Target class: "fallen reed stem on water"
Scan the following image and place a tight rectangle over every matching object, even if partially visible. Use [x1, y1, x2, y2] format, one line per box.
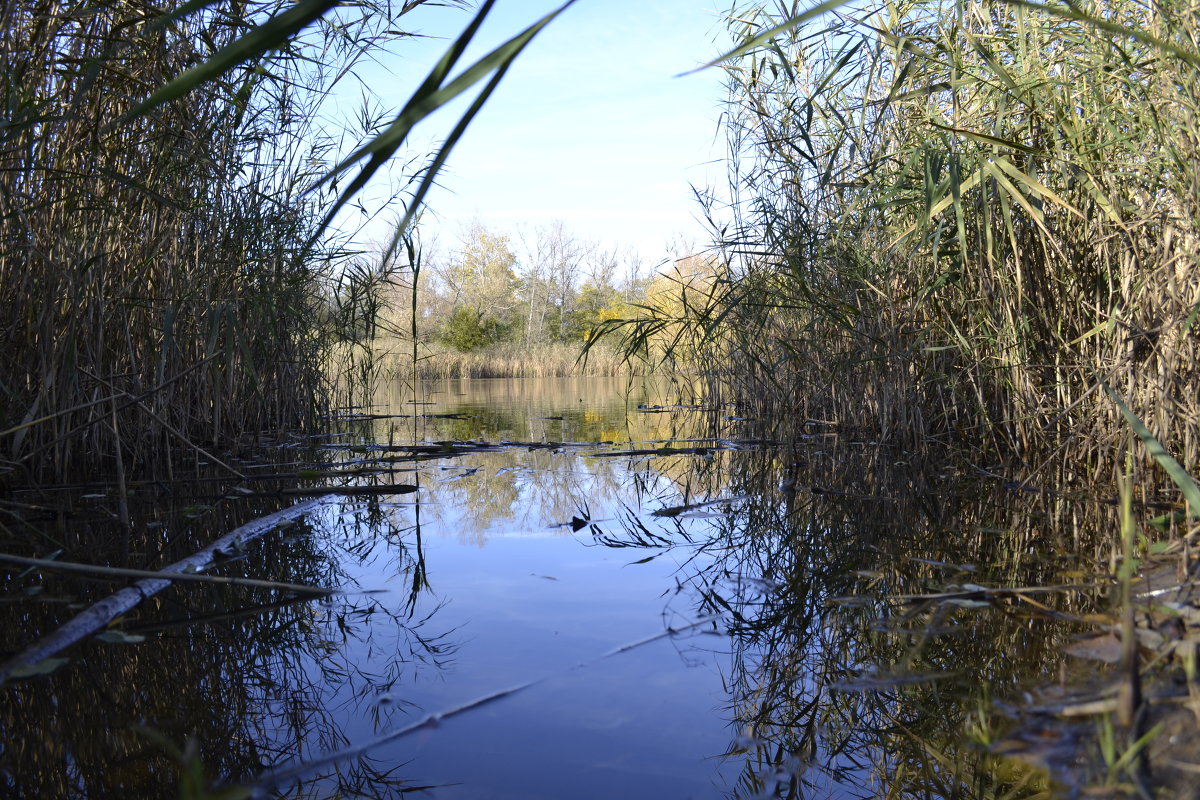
[0, 497, 328, 684]
[0, 553, 335, 597]
[246, 614, 722, 796]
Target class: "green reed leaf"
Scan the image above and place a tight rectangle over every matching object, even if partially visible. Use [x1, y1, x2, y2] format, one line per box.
[1104, 382, 1200, 511]
[314, 0, 577, 235]
[698, 0, 850, 71]
[1011, 1, 1200, 68]
[124, 0, 341, 121]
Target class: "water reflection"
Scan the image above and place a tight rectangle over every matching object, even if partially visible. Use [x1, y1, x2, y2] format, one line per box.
[370, 375, 725, 447]
[591, 437, 1113, 798]
[0, 497, 459, 798]
[2, 377, 1123, 798]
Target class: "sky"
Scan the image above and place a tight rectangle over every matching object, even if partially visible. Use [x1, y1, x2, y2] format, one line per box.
[336, 0, 735, 266]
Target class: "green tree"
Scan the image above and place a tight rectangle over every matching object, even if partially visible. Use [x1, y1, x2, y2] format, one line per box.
[442, 305, 505, 351]
[443, 224, 518, 308]
[435, 222, 520, 346]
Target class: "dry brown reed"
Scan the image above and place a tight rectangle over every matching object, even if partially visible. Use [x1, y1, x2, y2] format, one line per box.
[603, 0, 1200, 493]
[380, 340, 636, 380]
[0, 1, 425, 483]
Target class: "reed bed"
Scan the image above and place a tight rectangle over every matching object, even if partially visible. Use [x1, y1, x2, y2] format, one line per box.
[605, 0, 1200, 489]
[0, 0, 432, 484]
[381, 341, 637, 380]
[608, 3, 1200, 788]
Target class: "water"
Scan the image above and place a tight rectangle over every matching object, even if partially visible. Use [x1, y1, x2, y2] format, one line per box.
[306, 377, 750, 797]
[1, 376, 1122, 798]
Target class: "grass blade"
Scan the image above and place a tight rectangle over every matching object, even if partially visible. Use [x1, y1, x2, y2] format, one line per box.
[697, 0, 850, 71]
[315, 1, 577, 233]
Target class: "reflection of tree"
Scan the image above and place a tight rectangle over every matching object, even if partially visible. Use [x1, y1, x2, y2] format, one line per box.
[371, 375, 739, 446]
[5, 377, 1112, 798]
[408, 449, 640, 546]
[361, 377, 769, 547]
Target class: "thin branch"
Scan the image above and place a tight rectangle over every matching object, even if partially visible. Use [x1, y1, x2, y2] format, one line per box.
[0, 552, 335, 596]
[0, 498, 329, 684]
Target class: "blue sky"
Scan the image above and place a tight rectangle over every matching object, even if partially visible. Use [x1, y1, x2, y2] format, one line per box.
[340, 0, 734, 262]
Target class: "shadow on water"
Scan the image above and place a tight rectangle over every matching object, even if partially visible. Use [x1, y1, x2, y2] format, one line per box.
[0, 376, 1175, 797]
[1, 482, 457, 798]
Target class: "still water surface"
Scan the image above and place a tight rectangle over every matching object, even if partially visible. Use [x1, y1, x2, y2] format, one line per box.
[313, 377, 760, 798]
[2, 376, 1111, 798]
[300, 381, 744, 797]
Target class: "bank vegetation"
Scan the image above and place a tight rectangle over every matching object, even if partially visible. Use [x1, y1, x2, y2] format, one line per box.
[371, 220, 656, 379]
[0, 0, 448, 484]
[599, 0, 1200, 495]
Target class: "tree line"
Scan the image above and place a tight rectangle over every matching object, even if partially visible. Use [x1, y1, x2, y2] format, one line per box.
[386, 221, 656, 353]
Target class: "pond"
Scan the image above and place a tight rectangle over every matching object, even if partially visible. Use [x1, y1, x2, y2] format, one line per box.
[1, 376, 1146, 798]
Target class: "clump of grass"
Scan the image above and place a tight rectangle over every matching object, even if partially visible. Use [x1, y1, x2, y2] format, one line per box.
[606, 0, 1200, 487]
[0, 1, 430, 483]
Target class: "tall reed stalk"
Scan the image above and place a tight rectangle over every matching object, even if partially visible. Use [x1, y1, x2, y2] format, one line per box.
[0, 0, 430, 483]
[607, 0, 1200, 487]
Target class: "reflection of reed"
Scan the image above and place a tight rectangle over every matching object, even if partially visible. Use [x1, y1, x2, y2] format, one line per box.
[598, 440, 1118, 798]
[0, 485, 456, 799]
[369, 375, 740, 447]
[4, 376, 1135, 797]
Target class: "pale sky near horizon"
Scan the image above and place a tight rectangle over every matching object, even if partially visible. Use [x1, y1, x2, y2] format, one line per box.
[339, 0, 734, 267]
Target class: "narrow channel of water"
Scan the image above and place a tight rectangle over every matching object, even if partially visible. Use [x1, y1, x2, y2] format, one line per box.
[2, 376, 1124, 798]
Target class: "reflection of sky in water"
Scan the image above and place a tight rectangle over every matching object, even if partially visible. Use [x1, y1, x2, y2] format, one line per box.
[408, 451, 686, 547]
[327, 532, 735, 798]
[278, 377, 746, 797]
